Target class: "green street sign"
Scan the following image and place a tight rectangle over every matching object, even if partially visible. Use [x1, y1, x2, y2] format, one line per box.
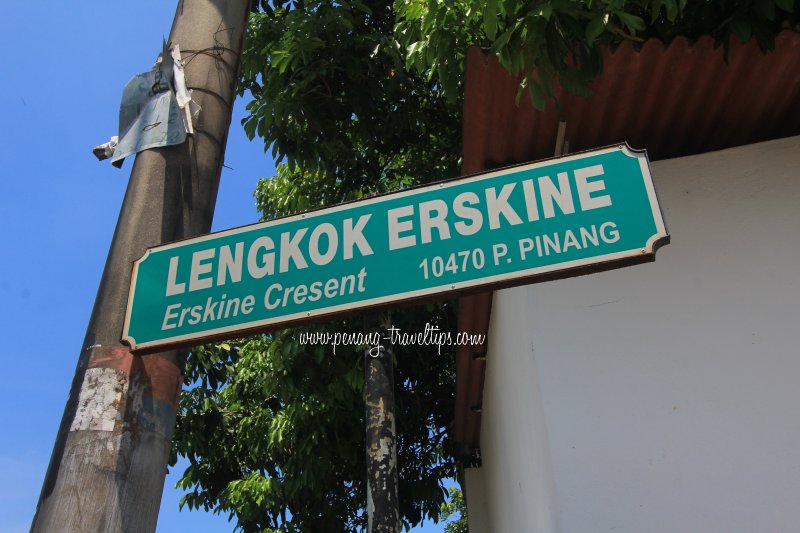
[123, 144, 669, 351]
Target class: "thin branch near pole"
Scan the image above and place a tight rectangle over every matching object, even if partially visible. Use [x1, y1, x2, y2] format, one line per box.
[364, 311, 400, 532]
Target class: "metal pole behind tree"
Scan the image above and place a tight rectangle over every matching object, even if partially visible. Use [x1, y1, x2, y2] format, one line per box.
[31, 1, 249, 531]
[365, 312, 400, 532]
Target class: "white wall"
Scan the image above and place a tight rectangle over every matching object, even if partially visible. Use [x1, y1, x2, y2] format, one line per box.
[468, 136, 800, 532]
[463, 467, 491, 533]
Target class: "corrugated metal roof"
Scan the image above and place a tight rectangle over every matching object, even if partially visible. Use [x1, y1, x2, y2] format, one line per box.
[454, 30, 800, 455]
[453, 291, 491, 457]
[462, 30, 800, 172]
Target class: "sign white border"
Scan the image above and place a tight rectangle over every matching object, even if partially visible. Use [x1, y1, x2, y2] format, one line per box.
[123, 144, 669, 352]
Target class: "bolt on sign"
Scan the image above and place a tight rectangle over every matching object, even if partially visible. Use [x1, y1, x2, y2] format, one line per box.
[123, 144, 669, 351]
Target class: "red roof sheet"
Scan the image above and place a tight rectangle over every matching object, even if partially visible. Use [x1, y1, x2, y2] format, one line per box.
[454, 30, 800, 456]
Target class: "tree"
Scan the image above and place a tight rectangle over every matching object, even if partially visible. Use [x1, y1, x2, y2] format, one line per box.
[439, 487, 468, 533]
[172, 0, 464, 530]
[241, 0, 463, 198]
[174, 307, 458, 531]
[394, 0, 800, 108]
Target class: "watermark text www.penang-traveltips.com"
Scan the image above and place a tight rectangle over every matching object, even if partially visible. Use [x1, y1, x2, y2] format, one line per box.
[298, 323, 485, 356]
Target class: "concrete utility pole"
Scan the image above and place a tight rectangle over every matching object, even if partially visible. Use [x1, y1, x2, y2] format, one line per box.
[31, 1, 249, 531]
[364, 312, 400, 532]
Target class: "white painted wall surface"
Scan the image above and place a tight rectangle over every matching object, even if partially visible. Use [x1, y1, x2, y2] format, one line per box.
[468, 136, 800, 533]
[463, 467, 491, 533]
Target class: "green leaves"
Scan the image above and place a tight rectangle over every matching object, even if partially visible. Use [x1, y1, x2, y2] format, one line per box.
[440, 487, 468, 533]
[586, 14, 607, 41]
[755, 0, 777, 19]
[175, 309, 460, 531]
[241, 0, 462, 198]
[397, 0, 614, 106]
[615, 11, 645, 33]
[395, 0, 799, 109]
[730, 16, 753, 43]
[483, 0, 498, 40]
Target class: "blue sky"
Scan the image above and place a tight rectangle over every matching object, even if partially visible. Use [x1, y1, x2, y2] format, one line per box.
[0, 2, 449, 531]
